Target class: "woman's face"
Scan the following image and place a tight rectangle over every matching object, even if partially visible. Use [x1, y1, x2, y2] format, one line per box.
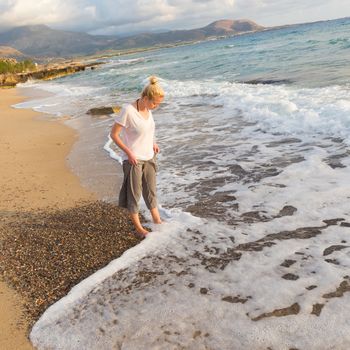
[145, 96, 164, 110]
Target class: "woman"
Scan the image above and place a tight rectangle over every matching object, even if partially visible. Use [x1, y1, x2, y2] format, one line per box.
[110, 76, 164, 236]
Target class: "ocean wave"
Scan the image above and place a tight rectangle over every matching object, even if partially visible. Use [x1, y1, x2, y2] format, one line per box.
[107, 56, 150, 66]
[242, 78, 294, 85]
[162, 79, 350, 144]
[329, 37, 349, 45]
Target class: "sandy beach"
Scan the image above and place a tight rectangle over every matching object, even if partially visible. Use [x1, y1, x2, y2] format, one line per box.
[0, 88, 142, 349]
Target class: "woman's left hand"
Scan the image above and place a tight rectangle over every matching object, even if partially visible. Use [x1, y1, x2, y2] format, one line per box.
[153, 143, 160, 154]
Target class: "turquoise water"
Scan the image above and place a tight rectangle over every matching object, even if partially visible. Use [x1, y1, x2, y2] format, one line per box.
[22, 17, 350, 102]
[99, 17, 350, 89]
[18, 17, 350, 350]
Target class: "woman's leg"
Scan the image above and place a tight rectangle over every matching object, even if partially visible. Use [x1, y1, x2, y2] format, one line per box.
[150, 207, 162, 224]
[120, 161, 149, 235]
[142, 160, 162, 224]
[129, 212, 149, 235]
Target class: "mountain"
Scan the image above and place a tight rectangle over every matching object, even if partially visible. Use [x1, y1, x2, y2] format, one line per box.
[114, 19, 264, 48]
[0, 20, 265, 58]
[202, 19, 264, 35]
[0, 25, 115, 57]
[0, 45, 25, 58]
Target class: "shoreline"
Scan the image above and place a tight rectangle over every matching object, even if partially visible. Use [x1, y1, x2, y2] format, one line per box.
[0, 60, 104, 88]
[15, 82, 125, 204]
[0, 88, 142, 348]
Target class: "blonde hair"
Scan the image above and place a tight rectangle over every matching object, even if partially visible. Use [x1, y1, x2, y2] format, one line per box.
[141, 76, 164, 100]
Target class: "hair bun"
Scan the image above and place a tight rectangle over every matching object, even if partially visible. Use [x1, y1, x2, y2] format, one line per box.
[149, 76, 158, 85]
[141, 75, 164, 99]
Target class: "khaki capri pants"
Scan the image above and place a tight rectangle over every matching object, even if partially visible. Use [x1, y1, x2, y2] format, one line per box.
[119, 156, 158, 213]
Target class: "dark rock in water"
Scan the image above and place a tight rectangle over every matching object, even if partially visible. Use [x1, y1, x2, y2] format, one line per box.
[87, 106, 121, 115]
[330, 137, 344, 143]
[306, 285, 317, 290]
[323, 218, 344, 226]
[326, 160, 346, 169]
[251, 302, 300, 321]
[323, 245, 348, 256]
[250, 166, 281, 182]
[234, 223, 332, 255]
[280, 259, 297, 268]
[265, 138, 302, 147]
[322, 278, 350, 299]
[186, 190, 237, 219]
[234, 223, 333, 255]
[324, 152, 348, 169]
[191, 247, 242, 272]
[221, 295, 249, 304]
[200, 287, 208, 294]
[269, 155, 305, 168]
[236, 240, 275, 252]
[243, 78, 294, 85]
[265, 226, 323, 241]
[311, 303, 324, 316]
[325, 258, 340, 265]
[241, 210, 268, 222]
[228, 164, 247, 177]
[282, 273, 299, 280]
[277, 205, 297, 217]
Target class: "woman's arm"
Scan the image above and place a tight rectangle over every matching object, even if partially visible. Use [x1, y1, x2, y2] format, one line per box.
[110, 123, 138, 165]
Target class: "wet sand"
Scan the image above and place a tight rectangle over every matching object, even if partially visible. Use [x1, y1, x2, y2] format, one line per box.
[0, 88, 141, 349]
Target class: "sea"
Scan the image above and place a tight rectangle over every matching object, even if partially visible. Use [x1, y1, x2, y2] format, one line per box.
[15, 17, 350, 349]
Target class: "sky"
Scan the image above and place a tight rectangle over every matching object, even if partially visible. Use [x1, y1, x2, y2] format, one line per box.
[0, 0, 349, 35]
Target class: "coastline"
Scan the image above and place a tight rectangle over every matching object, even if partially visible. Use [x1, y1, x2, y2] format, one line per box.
[0, 60, 103, 88]
[0, 88, 142, 348]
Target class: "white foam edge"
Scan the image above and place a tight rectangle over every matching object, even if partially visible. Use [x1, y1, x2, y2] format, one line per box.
[30, 208, 202, 333]
[103, 135, 123, 164]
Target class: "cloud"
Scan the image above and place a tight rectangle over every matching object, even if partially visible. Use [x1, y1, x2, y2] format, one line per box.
[0, 0, 348, 35]
[85, 0, 237, 34]
[0, 0, 79, 28]
[0, 0, 238, 34]
[232, 0, 350, 26]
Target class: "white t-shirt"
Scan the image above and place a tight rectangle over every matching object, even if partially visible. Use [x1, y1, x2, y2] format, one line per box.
[114, 104, 155, 161]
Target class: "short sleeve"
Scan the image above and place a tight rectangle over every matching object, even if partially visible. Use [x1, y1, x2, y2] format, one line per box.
[114, 106, 129, 128]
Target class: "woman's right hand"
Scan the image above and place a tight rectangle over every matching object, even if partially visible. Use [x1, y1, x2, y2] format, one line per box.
[127, 151, 138, 165]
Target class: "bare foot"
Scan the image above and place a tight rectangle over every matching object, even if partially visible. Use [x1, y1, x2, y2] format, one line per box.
[137, 227, 149, 235]
[130, 212, 150, 237]
[150, 207, 162, 224]
[133, 227, 149, 238]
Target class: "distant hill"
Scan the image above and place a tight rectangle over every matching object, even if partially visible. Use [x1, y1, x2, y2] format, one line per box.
[0, 45, 25, 58]
[0, 25, 115, 57]
[202, 19, 264, 35]
[0, 20, 265, 58]
[113, 19, 265, 49]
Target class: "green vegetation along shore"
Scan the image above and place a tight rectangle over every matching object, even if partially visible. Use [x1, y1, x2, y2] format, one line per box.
[0, 58, 36, 74]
